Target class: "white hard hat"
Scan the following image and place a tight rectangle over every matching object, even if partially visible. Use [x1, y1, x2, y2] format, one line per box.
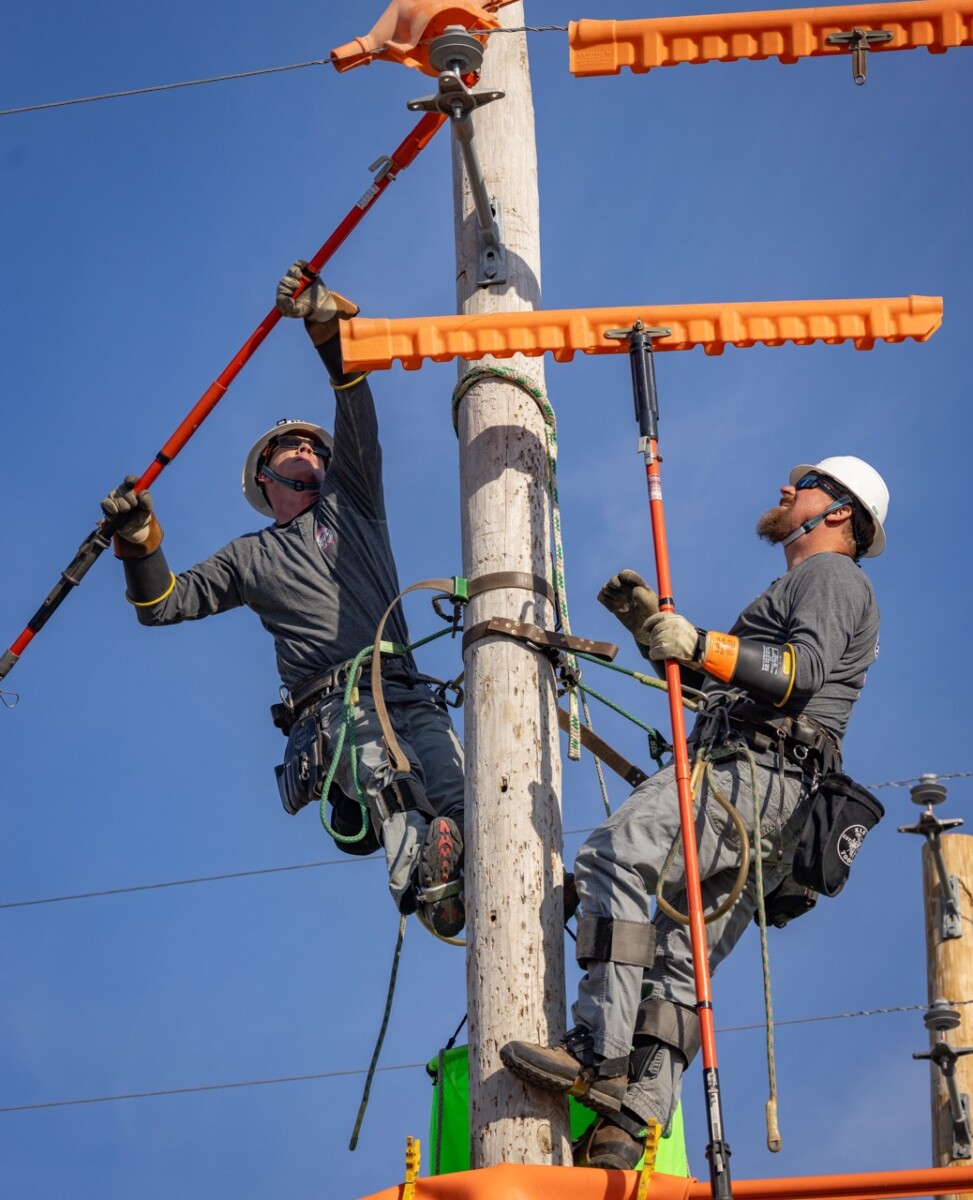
[789, 456, 888, 557]
[242, 419, 333, 518]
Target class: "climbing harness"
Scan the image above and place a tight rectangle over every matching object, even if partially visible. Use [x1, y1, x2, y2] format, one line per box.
[273, 628, 458, 851]
[606, 319, 732, 1200]
[0, 109, 447, 690]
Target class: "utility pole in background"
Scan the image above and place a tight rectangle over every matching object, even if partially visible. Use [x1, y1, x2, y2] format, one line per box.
[450, 2, 572, 1169]
[903, 777, 973, 1200]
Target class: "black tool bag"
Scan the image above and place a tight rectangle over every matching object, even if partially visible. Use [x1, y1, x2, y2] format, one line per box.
[274, 711, 327, 816]
[791, 773, 884, 898]
[759, 876, 818, 928]
[273, 710, 381, 854]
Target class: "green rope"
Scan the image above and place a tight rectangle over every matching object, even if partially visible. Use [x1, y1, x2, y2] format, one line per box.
[452, 364, 583, 760]
[652, 741, 781, 1152]
[348, 913, 407, 1150]
[317, 629, 456, 845]
[747, 750, 781, 1153]
[573, 650, 703, 710]
[576, 682, 671, 772]
[316, 645, 372, 845]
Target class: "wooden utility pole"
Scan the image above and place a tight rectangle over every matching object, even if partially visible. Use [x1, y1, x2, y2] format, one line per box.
[452, 2, 571, 1169]
[922, 831, 973, 1200]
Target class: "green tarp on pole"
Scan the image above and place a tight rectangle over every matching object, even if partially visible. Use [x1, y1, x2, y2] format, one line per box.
[427, 1045, 690, 1176]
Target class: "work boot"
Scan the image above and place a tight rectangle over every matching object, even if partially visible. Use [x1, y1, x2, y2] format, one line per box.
[574, 1108, 649, 1170]
[415, 816, 465, 938]
[499, 1027, 629, 1116]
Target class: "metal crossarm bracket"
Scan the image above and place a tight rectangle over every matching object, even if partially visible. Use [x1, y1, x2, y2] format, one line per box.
[407, 27, 507, 286]
[899, 776, 965, 941]
[826, 27, 894, 83]
[914, 1000, 973, 1158]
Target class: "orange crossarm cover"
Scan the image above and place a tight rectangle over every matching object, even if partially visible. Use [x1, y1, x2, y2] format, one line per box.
[568, 0, 973, 75]
[339, 296, 942, 371]
[355, 1161, 973, 1200]
[331, 0, 519, 76]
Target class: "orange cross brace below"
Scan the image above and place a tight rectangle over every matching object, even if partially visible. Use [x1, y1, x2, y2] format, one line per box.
[338, 296, 942, 372]
[356, 1161, 973, 1200]
[568, 0, 973, 75]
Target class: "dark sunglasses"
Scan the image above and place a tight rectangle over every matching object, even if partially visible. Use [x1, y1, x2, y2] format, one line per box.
[794, 472, 848, 504]
[268, 435, 329, 457]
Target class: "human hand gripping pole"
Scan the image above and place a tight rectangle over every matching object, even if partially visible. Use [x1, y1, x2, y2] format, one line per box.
[0, 110, 447, 686]
[605, 319, 734, 1200]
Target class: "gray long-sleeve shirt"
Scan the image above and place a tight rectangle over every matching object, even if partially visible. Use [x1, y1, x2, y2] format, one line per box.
[127, 368, 416, 694]
[699, 551, 879, 743]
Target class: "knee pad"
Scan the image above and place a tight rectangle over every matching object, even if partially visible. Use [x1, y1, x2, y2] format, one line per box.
[629, 997, 701, 1084]
[575, 915, 656, 969]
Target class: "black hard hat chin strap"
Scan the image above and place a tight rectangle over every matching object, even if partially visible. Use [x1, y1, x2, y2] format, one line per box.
[257, 463, 322, 494]
[782, 494, 852, 549]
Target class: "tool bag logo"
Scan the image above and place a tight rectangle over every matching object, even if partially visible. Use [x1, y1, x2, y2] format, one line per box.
[791, 772, 884, 898]
[837, 823, 868, 867]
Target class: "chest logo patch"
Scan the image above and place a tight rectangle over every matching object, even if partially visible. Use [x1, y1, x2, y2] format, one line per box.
[314, 520, 336, 555]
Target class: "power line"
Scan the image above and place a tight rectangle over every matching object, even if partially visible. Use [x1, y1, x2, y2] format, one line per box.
[0, 829, 598, 911]
[0, 1062, 425, 1114]
[0, 60, 331, 117]
[0, 25, 569, 119]
[866, 770, 973, 790]
[2, 998, 962, 1114]
[3, 775, 970, 912]
[0, 855, 375, 910]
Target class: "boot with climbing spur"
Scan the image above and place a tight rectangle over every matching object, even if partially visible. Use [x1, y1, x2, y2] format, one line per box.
[499, 1026, 629, 1116]
[415, 816, 465, 938]
[574, 1108, 648, 1170]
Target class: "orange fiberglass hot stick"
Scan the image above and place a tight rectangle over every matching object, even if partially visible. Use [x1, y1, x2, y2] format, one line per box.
[605, 320, 732, 1200]
[0, 111, 447, 687]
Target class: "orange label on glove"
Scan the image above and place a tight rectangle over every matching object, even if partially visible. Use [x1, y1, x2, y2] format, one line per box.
[702, 633, 739, 683]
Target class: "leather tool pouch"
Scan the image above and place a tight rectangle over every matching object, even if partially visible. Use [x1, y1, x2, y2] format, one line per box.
[275, 711, 327, 816]
[791, 773, 884, 897]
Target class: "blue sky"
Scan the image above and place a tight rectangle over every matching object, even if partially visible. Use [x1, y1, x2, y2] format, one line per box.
[2, 2, 971, 1196]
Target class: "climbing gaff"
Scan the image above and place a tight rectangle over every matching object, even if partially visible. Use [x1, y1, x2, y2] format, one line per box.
[605, 320, 734, 1200]
[0, 110, 448, 687]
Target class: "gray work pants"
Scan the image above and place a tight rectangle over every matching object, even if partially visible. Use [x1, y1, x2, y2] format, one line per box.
[315, 684, 465, 909]
[572, 752, 810, 1127]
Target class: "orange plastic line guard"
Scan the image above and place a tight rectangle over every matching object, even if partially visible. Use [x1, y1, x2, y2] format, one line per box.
[356, 1161, 973, 1200]
[338, 296, 942, 371]
[331, 0, 520, 76]
[568, 0, 973, 75]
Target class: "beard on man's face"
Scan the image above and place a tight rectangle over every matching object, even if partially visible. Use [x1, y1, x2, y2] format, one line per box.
[756, 503, 795, 545]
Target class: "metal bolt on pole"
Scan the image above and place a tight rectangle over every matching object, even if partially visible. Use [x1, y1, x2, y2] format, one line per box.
[900, 776, 965, 941]
[408, 27, 507, 285]
[914, 999, 973, 1160]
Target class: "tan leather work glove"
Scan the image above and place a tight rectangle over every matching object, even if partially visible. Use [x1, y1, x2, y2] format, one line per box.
[641, 612, 703, 665]
[597, 569, 659, 645]
[101, 476, 162, 556]
[275, 260, 359, 345]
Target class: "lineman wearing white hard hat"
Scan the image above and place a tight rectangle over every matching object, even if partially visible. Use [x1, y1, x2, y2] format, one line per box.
[501, 457, 887, 1170]
[100, 263, 465, 938]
